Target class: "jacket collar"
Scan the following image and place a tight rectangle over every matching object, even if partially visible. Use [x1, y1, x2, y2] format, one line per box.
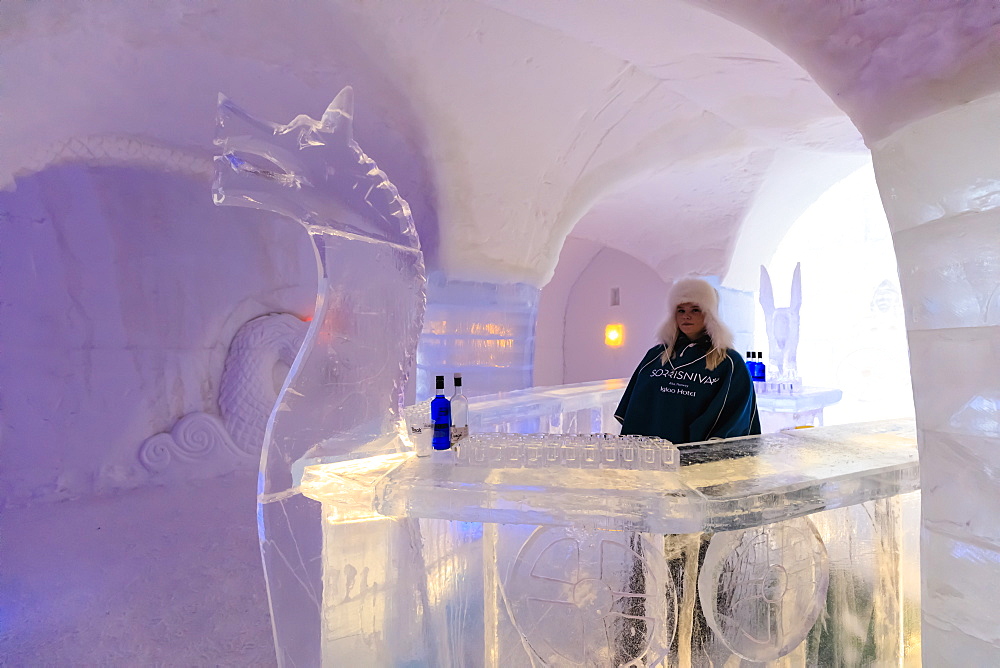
[676, 332, 712, 351]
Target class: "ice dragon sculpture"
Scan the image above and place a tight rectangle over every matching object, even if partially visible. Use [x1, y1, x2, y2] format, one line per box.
[213, 86, 425, 667]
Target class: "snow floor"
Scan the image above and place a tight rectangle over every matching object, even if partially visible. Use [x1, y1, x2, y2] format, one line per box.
[1, 471, 276, 666]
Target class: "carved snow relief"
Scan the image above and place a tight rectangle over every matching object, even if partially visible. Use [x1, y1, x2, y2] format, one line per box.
[139, 312, 307, 474]
[8, 134, 214, 191]
[218, 312, 308, 456]
[139, 412, 241, 472]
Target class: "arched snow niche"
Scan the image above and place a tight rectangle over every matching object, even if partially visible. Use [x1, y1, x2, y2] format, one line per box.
[755, 161, 915, 425]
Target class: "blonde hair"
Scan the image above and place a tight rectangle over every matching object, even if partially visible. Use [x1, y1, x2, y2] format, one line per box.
[657, 278, 734, 371]
[658, 323, 729, 370]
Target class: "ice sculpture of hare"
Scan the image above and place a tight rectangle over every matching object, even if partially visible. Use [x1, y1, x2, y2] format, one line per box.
[759, 262, 802, 383]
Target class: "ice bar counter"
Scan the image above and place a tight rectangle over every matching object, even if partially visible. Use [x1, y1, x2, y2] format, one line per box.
[298, 396, 920, 667]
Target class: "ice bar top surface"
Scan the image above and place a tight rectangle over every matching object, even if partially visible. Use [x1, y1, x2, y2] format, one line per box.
[300, 419, 918, 534]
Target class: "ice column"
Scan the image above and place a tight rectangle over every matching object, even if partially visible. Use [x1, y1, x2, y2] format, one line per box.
[416, 272, 538, 400]
[872, 92, 1000, 664]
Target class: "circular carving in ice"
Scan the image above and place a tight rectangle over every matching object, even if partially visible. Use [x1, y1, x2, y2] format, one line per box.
[504, 526, 676, 667]
[697, 517, 829, 662]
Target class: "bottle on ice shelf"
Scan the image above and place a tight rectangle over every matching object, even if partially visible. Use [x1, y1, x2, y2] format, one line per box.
[450, 373, 469, 444]
[431, 375, 452, 451]
[754, 352, 766, 382]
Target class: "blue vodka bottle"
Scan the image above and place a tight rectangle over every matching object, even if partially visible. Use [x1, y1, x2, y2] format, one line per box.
[431, 375, 452, 450]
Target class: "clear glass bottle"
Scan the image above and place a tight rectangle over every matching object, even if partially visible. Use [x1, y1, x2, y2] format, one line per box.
[450, 373, 469, 444]
[431, 375, 452, 450]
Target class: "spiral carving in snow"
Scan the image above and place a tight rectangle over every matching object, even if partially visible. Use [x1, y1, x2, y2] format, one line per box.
[138, 412, 235, 472]
[171, 412, 229, 461]
[138, 433, 175, 471]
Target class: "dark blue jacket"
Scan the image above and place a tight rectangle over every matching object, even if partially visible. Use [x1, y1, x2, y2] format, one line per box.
[615, 335, 760, 444]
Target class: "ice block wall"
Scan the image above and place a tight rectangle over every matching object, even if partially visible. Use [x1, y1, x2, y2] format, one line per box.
[872, 92, 1000, 664]
[417, 273, 539, 400]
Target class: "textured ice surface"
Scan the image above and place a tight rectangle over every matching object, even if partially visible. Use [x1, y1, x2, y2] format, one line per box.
[214, 87, 425, 667]
[417, 274, 540, 399]
[872, 91, 1000, 661]
[894, 211, 1000, 329]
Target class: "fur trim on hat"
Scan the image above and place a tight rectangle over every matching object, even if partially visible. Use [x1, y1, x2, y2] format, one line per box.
[657, 277, 734, 370]
[667, 278, 719, 316]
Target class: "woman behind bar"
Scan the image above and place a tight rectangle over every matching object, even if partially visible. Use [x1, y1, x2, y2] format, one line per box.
[615, 277, 760, 443]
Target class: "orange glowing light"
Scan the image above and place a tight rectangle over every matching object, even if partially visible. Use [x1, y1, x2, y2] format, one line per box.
[605, 323, 624, 347]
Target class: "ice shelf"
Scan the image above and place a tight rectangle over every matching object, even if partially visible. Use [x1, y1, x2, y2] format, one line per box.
[755, 385, 843, 432]
[754, 386, 843, 414]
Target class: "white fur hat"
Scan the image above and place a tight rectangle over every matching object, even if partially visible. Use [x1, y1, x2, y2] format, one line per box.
[667, 277, 719, 316]
[660, 277, 733, 350]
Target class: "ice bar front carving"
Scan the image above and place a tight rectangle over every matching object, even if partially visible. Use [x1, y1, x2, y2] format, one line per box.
[214, 91, 920, 666]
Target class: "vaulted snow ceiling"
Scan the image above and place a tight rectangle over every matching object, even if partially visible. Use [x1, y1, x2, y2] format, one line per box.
[5, 1, 998, 288]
